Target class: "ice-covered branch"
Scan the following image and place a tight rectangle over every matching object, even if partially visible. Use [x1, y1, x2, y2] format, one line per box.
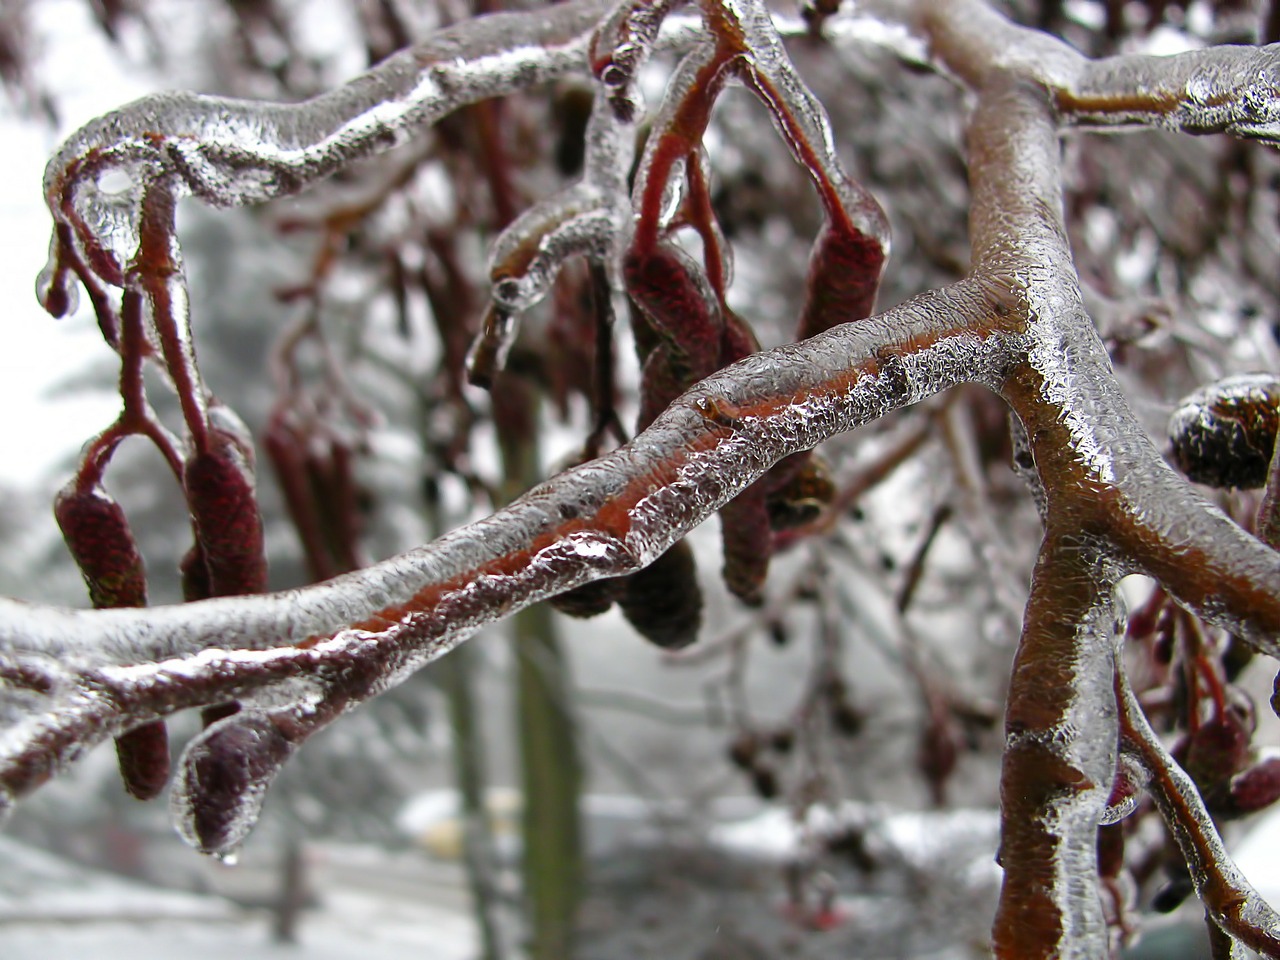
[0, 282, 1015, 809]
[1062, 43, 1280, 143]
[994, 535, 1118, 959]
[37, 0, 612, 314]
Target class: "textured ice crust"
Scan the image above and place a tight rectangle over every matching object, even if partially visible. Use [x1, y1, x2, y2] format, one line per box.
[37, 0, 614, 314]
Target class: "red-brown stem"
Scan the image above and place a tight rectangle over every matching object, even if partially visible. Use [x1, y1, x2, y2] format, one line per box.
[1117, 660, 1280, 956]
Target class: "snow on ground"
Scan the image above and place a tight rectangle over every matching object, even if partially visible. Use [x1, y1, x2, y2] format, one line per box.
[0, 835, 478, 960]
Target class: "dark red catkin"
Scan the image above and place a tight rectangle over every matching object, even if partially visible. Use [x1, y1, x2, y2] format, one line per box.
[55, 482, 170, 800]
[183, 425, 268, 597]
[616, 538, 703, 649]
[183, 413, 268, 728]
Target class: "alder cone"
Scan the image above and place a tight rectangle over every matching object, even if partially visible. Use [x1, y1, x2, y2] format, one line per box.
[1168, 374, 1280, 489]
[617, 539, 702, 649]
[766, 453, 836, 530]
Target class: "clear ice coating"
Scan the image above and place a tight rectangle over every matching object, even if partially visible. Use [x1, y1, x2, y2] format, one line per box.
[37, 0, 615, 320]
[1166, 373, 1280, 490]
[486, 88, 634, 305]
[591, 0, 685, 118]
[1099, 754, 1148, 825]
[471, 82, 634, 381]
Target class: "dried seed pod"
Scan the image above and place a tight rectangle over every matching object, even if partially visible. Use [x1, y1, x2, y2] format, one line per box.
[1168, 373, 1280, 489]
[617, 539, 702, 648]
[830, 700, 865, 738]
[728, 732, 760, 771]
[769, 728, 795, 754]
[1152, 870, 1195, 913]
[750, 765, 780, 800]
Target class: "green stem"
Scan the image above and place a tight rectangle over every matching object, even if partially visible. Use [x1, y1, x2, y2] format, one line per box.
[439, 645, 508, 960]
[496, 375, 584, 960]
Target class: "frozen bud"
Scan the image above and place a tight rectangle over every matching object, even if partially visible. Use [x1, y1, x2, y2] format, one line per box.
[36, 233, 80, 319]
[1168, 373, 1280, 489]
[617, 539, 702, 649]
[172, 711, 297, 857]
